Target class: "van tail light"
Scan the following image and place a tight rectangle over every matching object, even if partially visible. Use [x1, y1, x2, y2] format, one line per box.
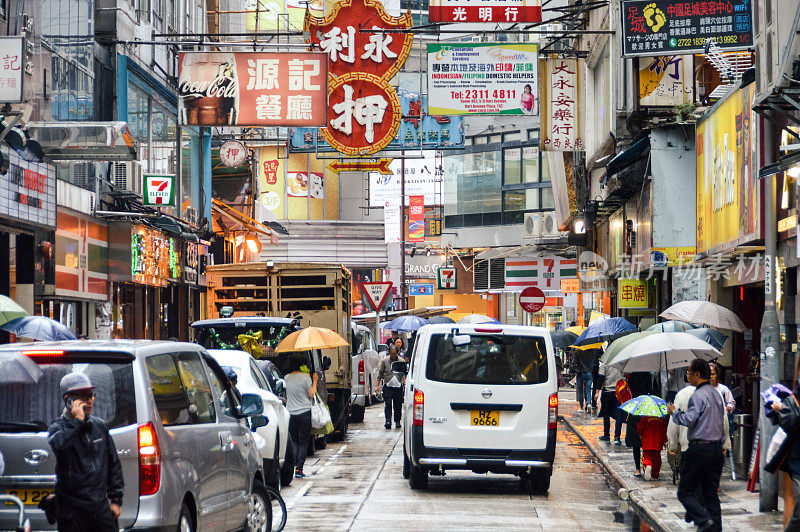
[22, 350, 65, 357]
[138, 422, 161, 495]
[413, 390, 424, 426]
[358, 359, 365, 385]
[548, 393, 558, 430]
[474, 328, 502, 333]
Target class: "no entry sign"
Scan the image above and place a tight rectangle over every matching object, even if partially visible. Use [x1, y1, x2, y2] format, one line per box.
[520, 286, 546, 313]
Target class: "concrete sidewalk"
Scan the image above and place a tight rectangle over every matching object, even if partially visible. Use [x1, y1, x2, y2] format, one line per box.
[559, 393, 784, 531]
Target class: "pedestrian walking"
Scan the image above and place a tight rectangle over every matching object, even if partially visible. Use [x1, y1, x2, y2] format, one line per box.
[47, 373, 123, 532]
[709, 362, 735, 414]
[638, 415, 668, 480]
[668, 359, 725, 532]
[555, 356, 566, 389]
[285, 357, 318, 478]
[597, 361, 624, 445]
[625, 371, 652, 478]
[591, 350, 602, 410]
[573, 347, 597, 414]
[378, 345, 403, 429]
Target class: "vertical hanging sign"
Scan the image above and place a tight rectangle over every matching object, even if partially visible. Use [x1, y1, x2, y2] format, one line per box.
[539, 57, 585, 151]
[409, 195, 425, 242]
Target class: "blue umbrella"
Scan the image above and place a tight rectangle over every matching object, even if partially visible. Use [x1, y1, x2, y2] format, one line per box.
[685, 328, 728, 350]
[385, 315, 430, 332]
[573, 317, 636, 346]
[1, 316, 77, 341]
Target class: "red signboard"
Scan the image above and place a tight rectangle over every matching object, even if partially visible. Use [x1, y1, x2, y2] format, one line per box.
[430, 0, 541, 23]
[305, 0, 413, 156]
[520, 286, 546, 313]
[178, 52, 328, 126]
[409, 195, 425, 242]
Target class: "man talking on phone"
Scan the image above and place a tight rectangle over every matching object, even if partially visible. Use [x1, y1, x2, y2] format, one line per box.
[47, 372, 124, 532]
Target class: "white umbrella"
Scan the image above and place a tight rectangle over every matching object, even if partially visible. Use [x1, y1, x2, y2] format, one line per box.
[659, 300, 746, 332]
[608, 332, 722, 373]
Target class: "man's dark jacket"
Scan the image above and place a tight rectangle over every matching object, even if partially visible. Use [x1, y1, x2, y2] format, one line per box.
[47, 413, 124, 510]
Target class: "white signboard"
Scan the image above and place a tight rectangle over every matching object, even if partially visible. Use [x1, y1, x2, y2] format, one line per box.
[427, 43, 538, 116]
[540, 58, 585, 152]
[384, 199, 401, 243]
[0, 37, 23, 103]
[360, 282, 393, 310]
[369, 154, 441, 207]
[639, 55, 694, 107]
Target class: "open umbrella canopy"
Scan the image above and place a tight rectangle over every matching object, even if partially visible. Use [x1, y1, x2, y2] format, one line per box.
[609, 332, 721, 373]
[0, 316, 76, 341]
[551, 330, 578, 350]
[427, 315, 455, 324]
[660, 300, 746, 332]
[646, 320, 696, 333]
[457, 314, 500, 324]
[0, 351, 43, 384]
[274, 326, 349, 353]
[0, 294, 27, 325]
[620, 394, 669, 417]
[685, 327, 728, 350]
[565, 326, 585, 336]
[600, 331, 658, 365]
[573, 317, 636, 346]
[385, 315, 430, 332]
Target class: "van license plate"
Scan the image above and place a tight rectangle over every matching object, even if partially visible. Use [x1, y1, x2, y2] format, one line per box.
[471, 410, 499, 426]
[4, 488, 53, 506]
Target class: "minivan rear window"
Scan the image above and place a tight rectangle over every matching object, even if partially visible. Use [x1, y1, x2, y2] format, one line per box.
[425, 333, 549, 385]
[0, 358, 136, 432]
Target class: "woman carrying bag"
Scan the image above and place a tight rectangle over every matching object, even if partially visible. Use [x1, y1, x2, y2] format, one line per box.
[285, 356, 318, 479]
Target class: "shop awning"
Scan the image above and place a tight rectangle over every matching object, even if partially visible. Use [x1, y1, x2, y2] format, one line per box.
[212, 198, 278, 243]
[26, 121, 137, 161]
[605, 137, 650, 178]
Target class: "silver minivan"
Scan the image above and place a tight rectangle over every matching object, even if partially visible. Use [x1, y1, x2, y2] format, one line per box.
[0, 340, 269, 531]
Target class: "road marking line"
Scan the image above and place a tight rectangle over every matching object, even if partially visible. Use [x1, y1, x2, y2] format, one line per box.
[285, 480, 313, 510]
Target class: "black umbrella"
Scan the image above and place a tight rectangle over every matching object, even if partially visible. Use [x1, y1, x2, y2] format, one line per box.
[427, 316, 455, 324]
[551, 331, 579, 350]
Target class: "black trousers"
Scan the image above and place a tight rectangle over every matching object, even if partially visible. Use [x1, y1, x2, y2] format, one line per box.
[600, 390, 622, 439]
[57, 501, 117, 532]
[384, 385, 402, 424]
[289, 410, 312, 471]
[678, 441, 724, 528]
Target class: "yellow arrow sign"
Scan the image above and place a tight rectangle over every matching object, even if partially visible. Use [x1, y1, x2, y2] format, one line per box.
[326, 158, 393, 175]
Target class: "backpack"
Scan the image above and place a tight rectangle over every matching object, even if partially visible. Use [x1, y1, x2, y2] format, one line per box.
[616, 378, 632, 404]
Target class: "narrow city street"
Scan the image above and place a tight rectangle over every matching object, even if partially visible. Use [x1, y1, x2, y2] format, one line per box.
[278, 401, 642, 531]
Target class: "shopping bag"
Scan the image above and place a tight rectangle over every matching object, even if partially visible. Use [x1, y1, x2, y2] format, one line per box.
[311, 394, 332, 430]
[765, 427, 790, 474]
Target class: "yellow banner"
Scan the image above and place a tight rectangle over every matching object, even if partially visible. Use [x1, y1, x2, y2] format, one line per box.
[618, 279, 648, 309]
[650, 247, 696, 266]
[696, 84, 759, 254]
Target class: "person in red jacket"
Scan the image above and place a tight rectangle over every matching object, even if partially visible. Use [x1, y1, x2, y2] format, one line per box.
[637, 415, 668, 480]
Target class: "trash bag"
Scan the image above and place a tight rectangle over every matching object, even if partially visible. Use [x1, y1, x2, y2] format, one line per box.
[311, 394, 332, 430]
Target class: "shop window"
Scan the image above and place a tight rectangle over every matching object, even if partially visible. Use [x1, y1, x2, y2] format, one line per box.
[503, 148, 521, 185]
[523, 146, 539, 182]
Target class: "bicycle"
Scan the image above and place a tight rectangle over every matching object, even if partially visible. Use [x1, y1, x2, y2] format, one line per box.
[265, 484, 287, 532]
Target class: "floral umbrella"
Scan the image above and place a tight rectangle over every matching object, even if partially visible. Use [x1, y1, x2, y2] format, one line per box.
[620, 394, 669, 418]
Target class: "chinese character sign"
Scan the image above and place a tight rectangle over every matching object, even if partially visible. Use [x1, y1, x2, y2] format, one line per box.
[409, 195, 425, 242]
[621, 0, 753, 57]
[638, 55, 694, 106]
[0, 37, 22, 103]
[257, 147, 285, 217]
[178, 52, 327, 126]
[618, 278, 649, 309]
[429, 0, 541, 23]
[305, 0, 412, 156]
[539, 57, 584, 152]
[427, 43, 538, 116]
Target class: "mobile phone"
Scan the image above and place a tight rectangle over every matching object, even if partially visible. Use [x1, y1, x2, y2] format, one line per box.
[65, 397, 72, 409]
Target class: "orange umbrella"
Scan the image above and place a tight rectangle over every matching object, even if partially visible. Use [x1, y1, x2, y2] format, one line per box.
[274, 326, 349, 353]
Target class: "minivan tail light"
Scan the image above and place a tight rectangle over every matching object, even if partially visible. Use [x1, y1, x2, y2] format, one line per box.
[22, 350, 65, 357]
[138, 422, 161, 495]
[548, 393, 558, 430]
[473, 328, 502, 333]
[358, 359, 365, 385]
[413, 390, 424, 426]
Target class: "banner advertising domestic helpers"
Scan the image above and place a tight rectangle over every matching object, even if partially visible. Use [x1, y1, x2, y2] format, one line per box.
[427, 43, 538, 116]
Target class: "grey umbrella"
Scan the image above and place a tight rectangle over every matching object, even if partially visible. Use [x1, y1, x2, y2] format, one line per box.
[427, 316, 455, 324]
[1, 316, 77, 341]
[0, 352, 43, 384]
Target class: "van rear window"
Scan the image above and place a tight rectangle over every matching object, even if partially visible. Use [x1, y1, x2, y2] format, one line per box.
[0, 359, 136, 432]
[425, 333, 549, 385]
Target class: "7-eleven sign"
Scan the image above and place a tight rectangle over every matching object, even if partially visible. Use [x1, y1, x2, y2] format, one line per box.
[144, 174, 176, 206]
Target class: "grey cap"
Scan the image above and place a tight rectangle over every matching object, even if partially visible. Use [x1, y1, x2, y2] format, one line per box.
[60, 372, 96, 397]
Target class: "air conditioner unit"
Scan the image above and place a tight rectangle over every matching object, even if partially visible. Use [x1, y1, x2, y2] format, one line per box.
[523, 211, 560, 239]
[112, 161, 143, 196]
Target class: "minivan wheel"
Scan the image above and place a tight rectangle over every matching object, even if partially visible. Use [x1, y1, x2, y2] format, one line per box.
[267, 436, 281, 489]
[409, 464, 428, 490]
[402, 443, 410, 479]
[281, 435, 295, 487]
[351, 403, 365, 423]
[530, 469, 551, 494]
[245, 479, 271, 532]
[177, 502, 194, 532]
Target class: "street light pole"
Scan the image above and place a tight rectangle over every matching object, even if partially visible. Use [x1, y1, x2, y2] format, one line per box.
[759, 121, 780, 511]
[400, 154, 407, 310]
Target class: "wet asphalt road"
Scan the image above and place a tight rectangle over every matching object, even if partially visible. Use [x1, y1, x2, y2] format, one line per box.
[278, 403, 642, 531]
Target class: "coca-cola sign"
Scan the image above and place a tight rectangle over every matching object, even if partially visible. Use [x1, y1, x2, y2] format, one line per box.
[178, 52, 328, 127]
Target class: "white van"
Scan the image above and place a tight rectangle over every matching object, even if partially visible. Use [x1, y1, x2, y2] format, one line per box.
[401, 324, 558, 493]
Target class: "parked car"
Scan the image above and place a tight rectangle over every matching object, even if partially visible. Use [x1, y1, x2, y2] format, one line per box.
[401, 324, 558, 493]
[208, 349, 294, 488]
[350, 323, 382, 422]
[0, 340, 269, 531]
[255, 358, 287, 402]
